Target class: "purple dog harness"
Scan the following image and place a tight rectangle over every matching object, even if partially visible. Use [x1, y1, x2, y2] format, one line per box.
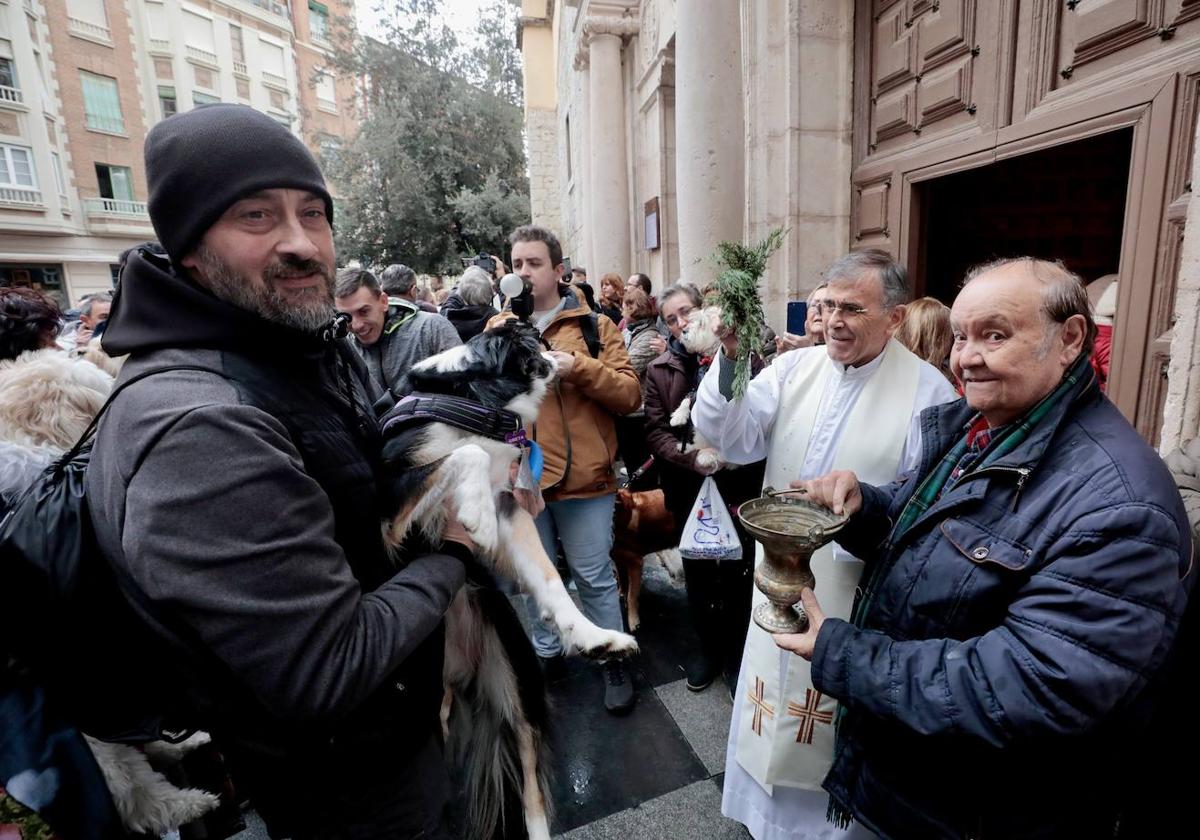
[381, 393, 543, 480]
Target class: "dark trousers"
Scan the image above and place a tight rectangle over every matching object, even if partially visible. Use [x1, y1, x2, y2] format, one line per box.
[682, 554, 754, 681]
[665, 460, 766, 681]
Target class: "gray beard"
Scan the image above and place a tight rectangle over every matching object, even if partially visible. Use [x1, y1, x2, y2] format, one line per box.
[192, 245, 336, 333]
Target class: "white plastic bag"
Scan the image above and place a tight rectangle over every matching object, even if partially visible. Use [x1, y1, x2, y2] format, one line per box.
[678, 475, 742, 561]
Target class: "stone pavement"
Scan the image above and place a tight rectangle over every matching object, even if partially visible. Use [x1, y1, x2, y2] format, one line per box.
[542, 561, 748, 839]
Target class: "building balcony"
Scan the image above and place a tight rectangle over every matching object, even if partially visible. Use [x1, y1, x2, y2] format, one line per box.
[262, 71, 288, 90]
[149, 38, 172, 55]
[186, 45, 220, 67]
[68, 16, 112, 45]
[84, 197, 147, 217]
[233, 60, 248, 77]
[230, 0, 290, 26]
[0, 186, 43, 209]
[83, 197, 154, 235]
[0, 85, 24, 108]
[246, 0, 289, 19]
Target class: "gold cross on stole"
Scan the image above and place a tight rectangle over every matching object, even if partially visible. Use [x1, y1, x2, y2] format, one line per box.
[787, 688, 834, 744]
[748, 676, 775, 736]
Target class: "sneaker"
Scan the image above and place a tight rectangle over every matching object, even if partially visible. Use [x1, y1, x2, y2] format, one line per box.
[603, 661, 635, 714]
[685, 653, 720, 693]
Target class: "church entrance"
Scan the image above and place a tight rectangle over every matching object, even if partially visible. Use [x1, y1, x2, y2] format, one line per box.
[916, 128, 1134, 304]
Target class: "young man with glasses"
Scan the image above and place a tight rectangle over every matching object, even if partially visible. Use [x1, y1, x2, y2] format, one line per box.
[693, 249, 957, 840]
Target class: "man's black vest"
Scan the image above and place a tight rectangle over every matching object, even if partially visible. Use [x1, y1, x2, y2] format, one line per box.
[186, 343, 445, 775]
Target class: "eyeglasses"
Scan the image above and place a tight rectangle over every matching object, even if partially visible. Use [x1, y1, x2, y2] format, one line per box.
[816, 299, 883, 319]
[664, 305, 695, 328]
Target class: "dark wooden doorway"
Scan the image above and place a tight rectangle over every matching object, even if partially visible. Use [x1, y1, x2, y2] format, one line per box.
[917, 128, 1134, 304]
[850, 0, 1200, 444]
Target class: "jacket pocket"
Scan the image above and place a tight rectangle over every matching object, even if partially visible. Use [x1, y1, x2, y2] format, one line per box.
[936, 517, 1036, 635]
[939, 518, 1034, 571]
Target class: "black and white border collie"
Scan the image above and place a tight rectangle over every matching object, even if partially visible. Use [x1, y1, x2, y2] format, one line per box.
[379, 321, 638, 840]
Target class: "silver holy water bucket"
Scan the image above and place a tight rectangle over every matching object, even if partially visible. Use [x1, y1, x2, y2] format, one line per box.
[738, 489, 848, 634]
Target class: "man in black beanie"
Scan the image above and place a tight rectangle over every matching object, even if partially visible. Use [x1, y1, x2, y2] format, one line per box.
[87, 103, 469, 837]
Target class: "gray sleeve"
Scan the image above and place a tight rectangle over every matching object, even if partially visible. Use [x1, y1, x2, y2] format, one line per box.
[427, 315, 462, 353]
[627, 332, 658, 380]
[123, 402, 465, 723]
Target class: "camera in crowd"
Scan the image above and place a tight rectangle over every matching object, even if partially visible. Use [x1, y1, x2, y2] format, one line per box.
[462, 253, 498, 276]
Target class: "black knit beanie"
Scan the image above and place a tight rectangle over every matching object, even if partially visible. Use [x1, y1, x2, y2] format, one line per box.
[145, 103, 334, 267]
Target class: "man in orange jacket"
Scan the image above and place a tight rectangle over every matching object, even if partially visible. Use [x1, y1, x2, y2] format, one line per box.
[490, 225, 642, 712]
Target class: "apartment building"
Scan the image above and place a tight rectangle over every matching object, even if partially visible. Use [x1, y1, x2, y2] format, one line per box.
[0, 0, 356, 306]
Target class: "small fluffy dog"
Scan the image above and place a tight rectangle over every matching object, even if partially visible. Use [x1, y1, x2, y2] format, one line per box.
[669, 306, 723, 472]
[0, 348, 111, 451]
[85, 733, 219, 834]
[379, 321, 639, 840]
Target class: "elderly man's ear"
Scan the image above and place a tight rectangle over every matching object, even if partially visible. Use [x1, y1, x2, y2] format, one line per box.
[1057, 314, 1088, 363]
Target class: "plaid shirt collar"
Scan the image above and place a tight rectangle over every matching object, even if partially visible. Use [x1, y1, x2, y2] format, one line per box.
[948, 415, 1010, 484]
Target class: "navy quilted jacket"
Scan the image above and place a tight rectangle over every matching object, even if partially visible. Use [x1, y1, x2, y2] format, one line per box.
[813, 367, 1194, 839]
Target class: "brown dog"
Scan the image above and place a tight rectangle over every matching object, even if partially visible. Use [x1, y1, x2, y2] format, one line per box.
[612, 484, 681, 632]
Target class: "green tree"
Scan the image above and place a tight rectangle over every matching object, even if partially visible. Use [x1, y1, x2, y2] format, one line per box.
[327, 0, 529, 273]
[452, 170, 531, 259]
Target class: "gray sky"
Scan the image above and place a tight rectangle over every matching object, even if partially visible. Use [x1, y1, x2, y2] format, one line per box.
[356, 0, 491, 41]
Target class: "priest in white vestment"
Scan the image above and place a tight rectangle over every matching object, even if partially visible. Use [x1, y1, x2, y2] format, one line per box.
[692, 250, 958, 840]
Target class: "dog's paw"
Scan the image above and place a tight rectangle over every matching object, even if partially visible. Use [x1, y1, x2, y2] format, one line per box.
[142, 731, 211, 764]
[669, 398, 692, 428]
[646, 548, 685, 584]
[525, 814, 552, 840]
[565, 623, 640, 660]
[694, 448, 721, 473]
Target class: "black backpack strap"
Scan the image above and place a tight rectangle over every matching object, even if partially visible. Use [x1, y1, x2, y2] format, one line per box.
[81, 363, 241, 739]
[580, 312, 601, 359]
[60, 364, 233, 465]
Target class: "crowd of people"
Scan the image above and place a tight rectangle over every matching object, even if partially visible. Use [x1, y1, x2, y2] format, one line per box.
[0, 101, 1195, 840]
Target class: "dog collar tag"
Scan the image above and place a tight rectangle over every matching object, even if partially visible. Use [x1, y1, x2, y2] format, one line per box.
[505, 428, 528, 446]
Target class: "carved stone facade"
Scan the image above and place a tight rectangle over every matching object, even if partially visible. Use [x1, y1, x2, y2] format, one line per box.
[519, 0, 1200, 447]
[519, 0, 855, 316]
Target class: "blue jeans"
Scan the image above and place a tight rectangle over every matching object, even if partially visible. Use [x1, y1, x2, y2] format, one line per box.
[525, 493, 624, 657]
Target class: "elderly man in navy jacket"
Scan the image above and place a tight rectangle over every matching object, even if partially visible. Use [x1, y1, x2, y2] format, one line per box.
[781, 257, 1193, 839]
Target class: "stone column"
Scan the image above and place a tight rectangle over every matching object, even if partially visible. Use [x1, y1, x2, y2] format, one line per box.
[519, 9, 563, 236]
[675, 0, 744, 287]
[585, 31, 632, 278]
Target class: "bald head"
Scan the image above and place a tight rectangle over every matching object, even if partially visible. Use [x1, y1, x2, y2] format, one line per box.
[962, 257, 1096, 356]
[951, 258, 1092, 426]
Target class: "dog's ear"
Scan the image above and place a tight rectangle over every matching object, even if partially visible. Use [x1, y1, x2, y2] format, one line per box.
[406, 344, 491, 395]
[406, 359, 490, 393]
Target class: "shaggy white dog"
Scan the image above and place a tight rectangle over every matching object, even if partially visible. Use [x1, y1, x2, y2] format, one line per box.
[0, 348, 111, 451]
[85, 736, 219, 834]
